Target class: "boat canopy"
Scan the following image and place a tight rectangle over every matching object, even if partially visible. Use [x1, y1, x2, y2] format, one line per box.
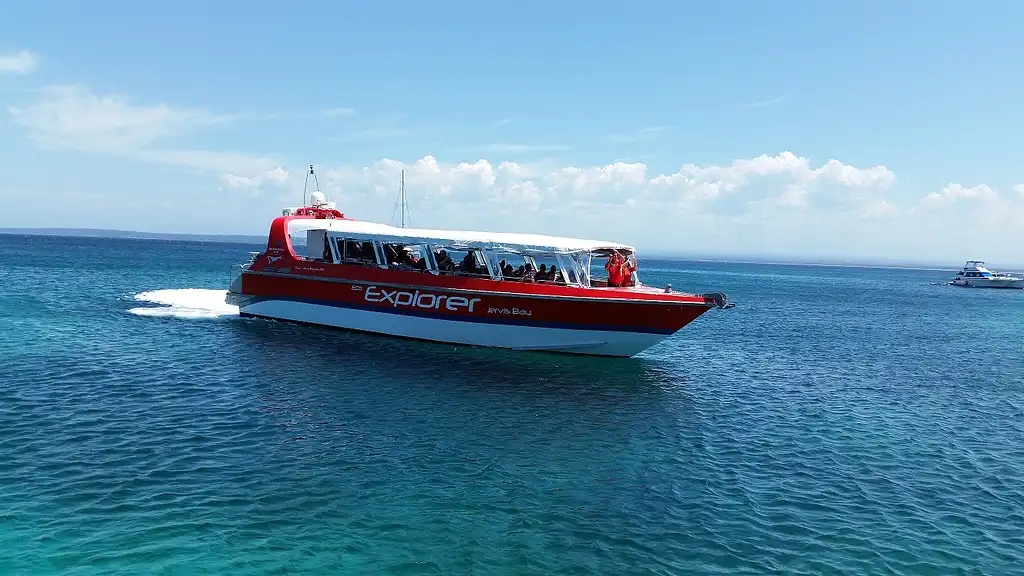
[285, 217, 635, 255]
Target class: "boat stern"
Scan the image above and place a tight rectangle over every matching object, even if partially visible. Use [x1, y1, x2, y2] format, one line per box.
[226, 251, 262, 306]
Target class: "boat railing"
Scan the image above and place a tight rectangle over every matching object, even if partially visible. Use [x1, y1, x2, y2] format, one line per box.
[228, 252, 261, 288]
[228, 263, 247, 288]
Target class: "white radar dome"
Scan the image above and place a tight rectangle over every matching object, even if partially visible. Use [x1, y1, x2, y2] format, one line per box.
[310, 191, 326, 207]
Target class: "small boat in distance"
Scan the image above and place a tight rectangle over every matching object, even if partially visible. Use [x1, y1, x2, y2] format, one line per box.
[225, 166, 733, 357]
[949, 261, 1024, 289]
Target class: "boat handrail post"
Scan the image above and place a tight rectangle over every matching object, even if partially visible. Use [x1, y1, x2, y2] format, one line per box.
[481, 248, 501, 280]
[581, 252, 593, 288]
[228, 261, 250, 289]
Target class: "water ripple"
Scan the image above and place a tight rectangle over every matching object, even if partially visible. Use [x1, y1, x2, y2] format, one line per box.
[1, 237, 1023, 574]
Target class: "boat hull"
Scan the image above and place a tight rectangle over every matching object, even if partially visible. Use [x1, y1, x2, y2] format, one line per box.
[235, 297, 674, 357]
[228, 270, 713, 357]
[951, 278, 1024, 289]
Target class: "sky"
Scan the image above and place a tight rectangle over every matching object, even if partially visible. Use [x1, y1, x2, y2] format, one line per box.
[2, 1, 1023, 265]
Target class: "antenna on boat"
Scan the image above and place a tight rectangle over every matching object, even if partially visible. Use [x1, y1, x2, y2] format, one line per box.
[391, 169, 411, 228]
[303, 164, 322, 207]
[401, 170, 407, 228]
[324, 153, 330, 204]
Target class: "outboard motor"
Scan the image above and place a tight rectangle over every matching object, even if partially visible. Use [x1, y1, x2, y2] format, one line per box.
[701, 292, 735, 309]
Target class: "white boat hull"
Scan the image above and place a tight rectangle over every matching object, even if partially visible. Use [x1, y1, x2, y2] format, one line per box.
[951, 278, 1024, 289]
[238, 298, 671, 357]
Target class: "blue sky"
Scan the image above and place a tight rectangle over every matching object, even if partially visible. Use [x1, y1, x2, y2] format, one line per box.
[2, 1, 1023, 265]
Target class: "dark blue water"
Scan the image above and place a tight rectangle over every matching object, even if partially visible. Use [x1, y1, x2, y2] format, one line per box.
[1, 234, 1022, 575]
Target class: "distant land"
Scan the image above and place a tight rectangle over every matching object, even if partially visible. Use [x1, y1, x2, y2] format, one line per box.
[0, 227, 266, 245]
[1, 227, 1014, 272]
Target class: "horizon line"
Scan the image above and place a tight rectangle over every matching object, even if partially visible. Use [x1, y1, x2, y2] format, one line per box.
[0, 226, 1004, 271]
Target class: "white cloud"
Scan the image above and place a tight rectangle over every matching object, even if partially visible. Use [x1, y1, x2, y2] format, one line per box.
[0, 50, 38, 74]
[314, 153, 1018, 263]
[9, 85, 228, 151]
[8, 85, 286, 186]
[901, 183, 1024, 263]
[6, 123, 1020, 263]
[918, 183, 998, 207]
[221, 167, 289, 188]
[912, 182, 1024, 226]
[325, 152, 896, 225]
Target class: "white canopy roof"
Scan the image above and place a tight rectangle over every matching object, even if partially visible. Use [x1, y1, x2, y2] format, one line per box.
[286, 217, 634, 254]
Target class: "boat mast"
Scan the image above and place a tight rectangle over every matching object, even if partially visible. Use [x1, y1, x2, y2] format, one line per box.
[392, 169, 410, 228]
[325, 153, 330, 204]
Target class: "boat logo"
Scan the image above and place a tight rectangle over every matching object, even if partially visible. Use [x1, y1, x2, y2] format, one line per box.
[267, 256, 282, 263]
[363, 285, 482, 313]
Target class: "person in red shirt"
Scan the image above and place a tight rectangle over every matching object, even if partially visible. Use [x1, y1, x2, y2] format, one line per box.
[605, 252, 624, 287]
[619, 254, 637, 287]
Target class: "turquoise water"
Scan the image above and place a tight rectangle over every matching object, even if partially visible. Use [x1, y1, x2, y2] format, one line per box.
[1, 234, 1022, 575]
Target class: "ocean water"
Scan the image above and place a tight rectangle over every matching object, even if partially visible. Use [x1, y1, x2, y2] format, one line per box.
[1, 234, 1022, 575]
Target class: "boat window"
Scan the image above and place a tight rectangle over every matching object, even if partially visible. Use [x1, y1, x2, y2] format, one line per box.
[488, 251, 573, 285]
[586, 249, 637, 288]
[588, 249, 613, 287]
[381, 242, 431, 272]
[333, 237, 379, 266]
[493, 251, 528, 281]
[530, 255, 567, 285]
[433, 247, 490, 278]
[299, 229, 332, 261]
[557, 254, 582, 286]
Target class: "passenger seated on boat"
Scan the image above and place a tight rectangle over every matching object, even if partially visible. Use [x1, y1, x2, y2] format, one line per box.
[360, 242, 376, 265]
[343, 241, 363, 264]
[515, 265, 525, 278]
[537, 264, 549, 281]
[436, 250, 456, 273]
[384, 244, 401, 266]
[502, 263, 516, 280]
[391, 250, 418, 271]
[549, 266, 563, 284]
[459, 252, 478, 275]
[522, 263, 537, 283]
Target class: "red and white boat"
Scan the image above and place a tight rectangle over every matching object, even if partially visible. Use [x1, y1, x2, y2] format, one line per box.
[226, 183, 733, 357]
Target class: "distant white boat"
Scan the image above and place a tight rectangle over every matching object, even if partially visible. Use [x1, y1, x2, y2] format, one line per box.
[949, 261, 1024, 289]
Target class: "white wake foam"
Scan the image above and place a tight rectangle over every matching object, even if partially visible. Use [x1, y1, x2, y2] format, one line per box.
[128, 289, 239, 319]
